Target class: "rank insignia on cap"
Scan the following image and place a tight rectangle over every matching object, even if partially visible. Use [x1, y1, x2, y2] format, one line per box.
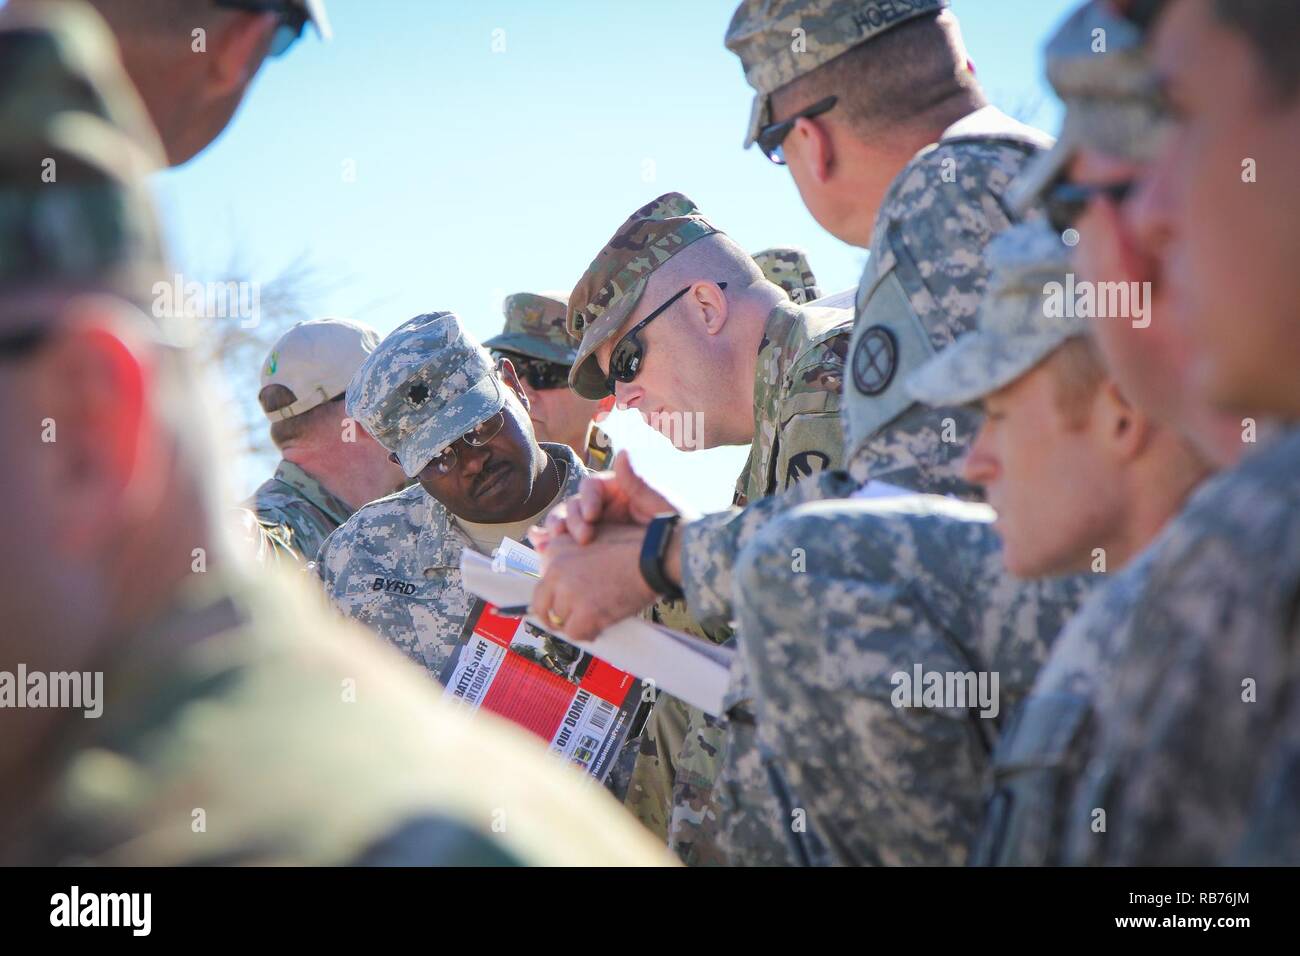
[853, 326, 899, 396]
[406, 383, 430, 406]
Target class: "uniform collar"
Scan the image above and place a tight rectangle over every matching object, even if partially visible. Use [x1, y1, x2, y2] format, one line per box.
[273, 460, 353, 526]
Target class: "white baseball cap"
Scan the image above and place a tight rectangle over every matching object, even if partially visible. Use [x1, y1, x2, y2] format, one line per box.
[259, 318, 380, 421]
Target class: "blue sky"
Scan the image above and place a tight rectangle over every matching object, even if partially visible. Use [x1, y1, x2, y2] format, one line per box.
[149, 0, 1080, 511]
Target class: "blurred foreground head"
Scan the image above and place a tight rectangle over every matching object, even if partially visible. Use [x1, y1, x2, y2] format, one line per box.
[0, 6, 225, 667]
[0, 11, 674, 869]
[1133, 0, 1300, 420]
[1011, 0, 1249, 466]
[5, 0, 331, 166]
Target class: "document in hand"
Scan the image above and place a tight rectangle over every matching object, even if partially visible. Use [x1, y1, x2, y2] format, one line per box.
[438, 594, 644, 783]
[459, 541, 735, 717]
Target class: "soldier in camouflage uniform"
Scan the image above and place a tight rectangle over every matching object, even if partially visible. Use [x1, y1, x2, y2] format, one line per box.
[312, 315, 654, 803]
[752, 247, 821, 304]
[0, 6, 669, 867]
[532, 0, 1091, 864]
[246, 318, 408, 562]
[315, 312, 588, 682]
[484, 291, 615, 472]
[902, 220, 1210, 866]
[708, 0, 1079, 864]
[526, 192, 852, 862]
[905, 0, 1206, 866]
[1045, 0, 1300, 865]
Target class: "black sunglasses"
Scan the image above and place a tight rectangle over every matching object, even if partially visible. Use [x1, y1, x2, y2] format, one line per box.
[492, 352, 571, 391]
[213, 0, 310, 57]
[756, 95, 837, 165]
[603, 282, 726, 395]
[1045, 180, 1134, 234]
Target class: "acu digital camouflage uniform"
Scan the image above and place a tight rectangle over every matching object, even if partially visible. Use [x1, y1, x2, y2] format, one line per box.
[720, 226, 1092, 867]
[484, 291, 613, 471]
[926, 0, 1180, 866]
[752, 247, 821, 304]
[997, 11, 1300, 859]
[565, 192, 852, 862]
[675, 0, 1090, 864]
[905, 219, 1144, 867]
[316, 312, 589, 682]
[1062, 429, 1300, 865]
[317, 439, 586, 680]
[0, 4, 669, 868]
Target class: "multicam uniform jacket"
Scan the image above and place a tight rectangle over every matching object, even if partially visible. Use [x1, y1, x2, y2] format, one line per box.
[247, 460, 354, 563]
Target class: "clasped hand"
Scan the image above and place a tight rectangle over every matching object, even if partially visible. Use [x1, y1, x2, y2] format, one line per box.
[527, 451, 677, 642]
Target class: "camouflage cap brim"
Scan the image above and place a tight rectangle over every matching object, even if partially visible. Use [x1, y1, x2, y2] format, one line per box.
[572, 273, 647, 400]
[726, 0, 950, 148]
[483, 331, 577, 367]
[742, 90, 771, 150]
[906, 326, 1078, 408]
[568, 273, 648, 400]
[568, 194, 720, 401]
[1006, 126, 1077, 218]
[1009, 98, 1167, 216]
[908, 221, 1080, 406]
[391, 372, 506, 478]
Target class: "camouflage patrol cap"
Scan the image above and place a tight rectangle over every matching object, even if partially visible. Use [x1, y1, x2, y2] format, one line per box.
[346, 312, 506, 478]
[753, 247, 821, 303]
[482, 291, 576, 365]
[0, 0, 166, 299]
[907, 223, 1080, 407]
[1009, 0, 1167, 215]
[567, 192, 721, 400]
[725, 0, 950, 148]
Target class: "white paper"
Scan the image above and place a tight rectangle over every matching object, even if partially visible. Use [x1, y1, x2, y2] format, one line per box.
[460, 547, 734, 716]
[492, 536, 542, 577]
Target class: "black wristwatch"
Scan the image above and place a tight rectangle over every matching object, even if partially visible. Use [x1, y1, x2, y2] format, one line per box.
[640, 513, 684, 602]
